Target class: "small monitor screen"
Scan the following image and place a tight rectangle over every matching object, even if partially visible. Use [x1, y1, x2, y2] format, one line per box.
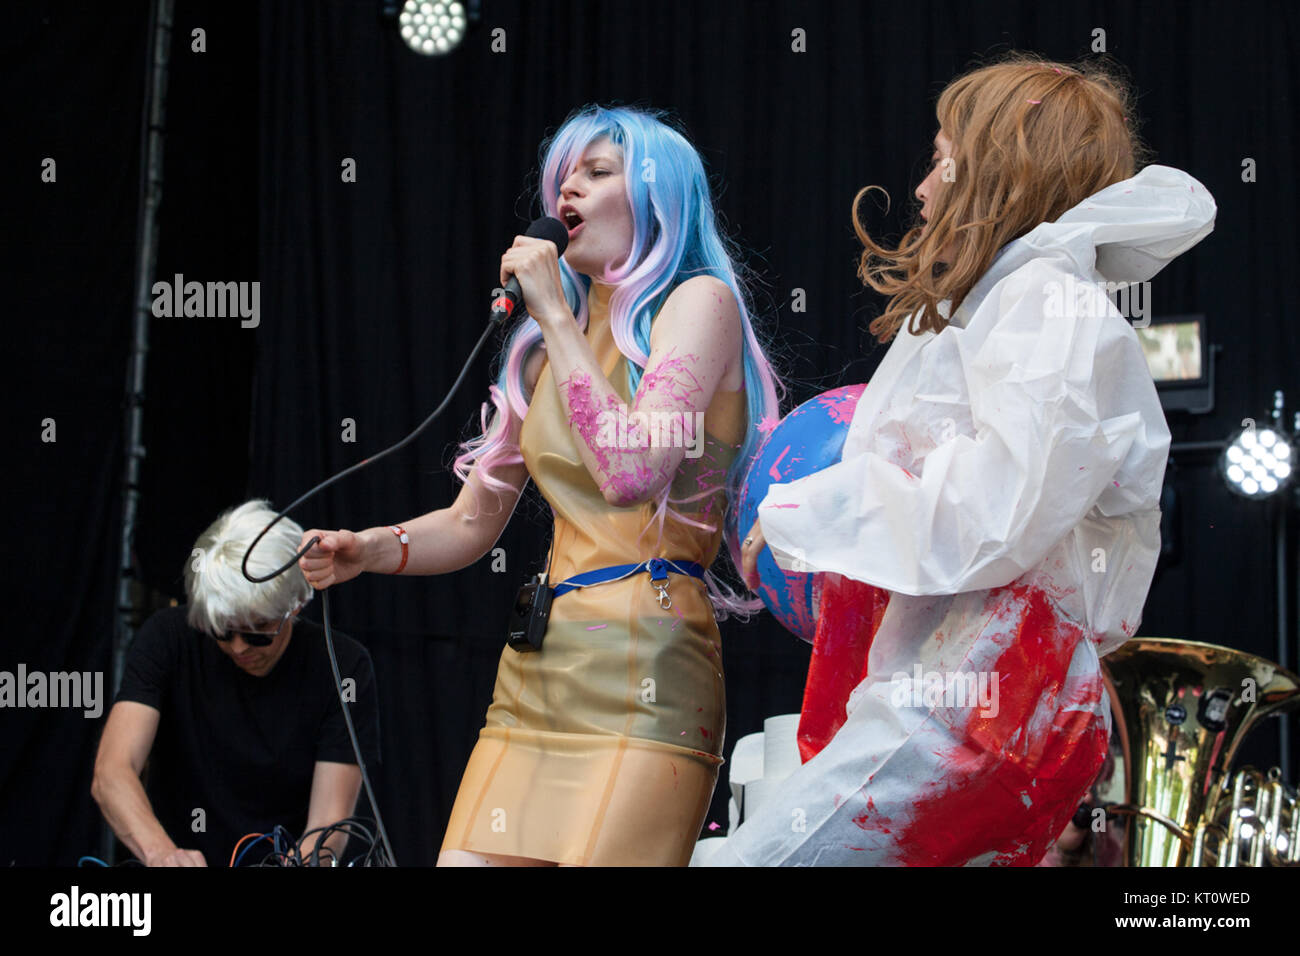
[1137, 318, 1203, 383]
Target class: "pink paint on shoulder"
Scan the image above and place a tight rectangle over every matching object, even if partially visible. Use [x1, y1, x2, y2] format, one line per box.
[767, 502, 800, 509]
[756, 415, 781, 436]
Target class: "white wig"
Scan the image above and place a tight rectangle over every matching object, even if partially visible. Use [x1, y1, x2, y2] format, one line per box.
[183, 499, 313, 636]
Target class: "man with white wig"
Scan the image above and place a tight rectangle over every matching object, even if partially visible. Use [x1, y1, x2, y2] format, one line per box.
[92, 500, 381, 866]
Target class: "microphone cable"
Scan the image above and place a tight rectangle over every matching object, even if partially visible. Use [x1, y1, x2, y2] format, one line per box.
[239, 313, 509, 867]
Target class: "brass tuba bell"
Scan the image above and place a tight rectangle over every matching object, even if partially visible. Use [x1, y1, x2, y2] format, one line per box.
[1101, 637, 1300, 866]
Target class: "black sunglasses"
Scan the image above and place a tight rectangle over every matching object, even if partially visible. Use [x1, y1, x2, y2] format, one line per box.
[217, 604, 297, 647]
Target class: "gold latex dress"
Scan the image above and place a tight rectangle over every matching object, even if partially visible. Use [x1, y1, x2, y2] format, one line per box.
[441, 280, 746, 865]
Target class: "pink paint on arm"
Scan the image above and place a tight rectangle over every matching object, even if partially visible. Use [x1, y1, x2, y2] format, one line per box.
[560, 371, 615, 474]
[639, 348, 704, 404]
[601, 461, 657, 505]
[561, 370, 656, 502]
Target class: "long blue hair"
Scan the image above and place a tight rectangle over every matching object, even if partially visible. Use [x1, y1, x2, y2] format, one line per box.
[455, 105, 782, 615]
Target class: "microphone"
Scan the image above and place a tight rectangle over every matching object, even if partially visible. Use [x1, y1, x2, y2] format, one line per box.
[490, 216, 570, 325]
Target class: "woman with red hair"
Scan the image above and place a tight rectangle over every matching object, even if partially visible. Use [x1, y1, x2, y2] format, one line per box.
[724, 54, 1216, 866]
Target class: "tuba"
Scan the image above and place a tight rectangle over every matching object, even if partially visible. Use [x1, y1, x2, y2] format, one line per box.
[1101, 637, 1300, 866]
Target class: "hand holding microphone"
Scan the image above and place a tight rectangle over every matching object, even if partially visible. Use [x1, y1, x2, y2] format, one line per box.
[288, 220, 568, 597]
[490, 216, 570, 325]
[240, 216, 564, 871]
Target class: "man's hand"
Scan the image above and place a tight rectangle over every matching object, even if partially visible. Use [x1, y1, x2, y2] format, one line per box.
[92, 701, 185, 868]
[301, 762, 364, 865]
[145, 846, 208, 867]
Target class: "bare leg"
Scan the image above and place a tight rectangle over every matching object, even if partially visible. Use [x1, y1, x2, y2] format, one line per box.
[437, 849, 556, 867]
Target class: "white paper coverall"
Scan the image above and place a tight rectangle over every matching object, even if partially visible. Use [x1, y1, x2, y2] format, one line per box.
[706, 165, 1216, 866]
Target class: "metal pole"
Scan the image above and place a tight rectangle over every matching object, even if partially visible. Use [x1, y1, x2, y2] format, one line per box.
[1293, 410, 1300, 781]
[1278, 489, 1291, 782]
[1273, 393, 1294, 782]
[104, 0, 173, 865]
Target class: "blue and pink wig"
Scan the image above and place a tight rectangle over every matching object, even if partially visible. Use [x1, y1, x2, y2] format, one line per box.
[454, 104, 782, 615]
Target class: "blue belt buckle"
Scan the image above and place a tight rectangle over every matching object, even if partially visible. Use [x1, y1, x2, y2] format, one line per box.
[647, 557, 672, 610]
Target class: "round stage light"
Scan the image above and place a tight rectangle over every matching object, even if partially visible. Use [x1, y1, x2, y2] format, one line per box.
[398, 0, 466, 56]
[1221, 423, 1295, 500]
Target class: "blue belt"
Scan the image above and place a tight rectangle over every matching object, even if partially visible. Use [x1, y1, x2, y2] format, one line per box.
[552, 557, 706, 610]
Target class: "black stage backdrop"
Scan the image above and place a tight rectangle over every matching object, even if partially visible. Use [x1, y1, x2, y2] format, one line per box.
[5, 0, 1299, 866]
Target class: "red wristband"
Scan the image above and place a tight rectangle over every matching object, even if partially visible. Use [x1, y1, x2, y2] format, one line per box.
[388, 525, 409, 574]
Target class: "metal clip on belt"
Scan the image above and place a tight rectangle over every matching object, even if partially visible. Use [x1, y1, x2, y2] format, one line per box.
[551, 557, 706, 611]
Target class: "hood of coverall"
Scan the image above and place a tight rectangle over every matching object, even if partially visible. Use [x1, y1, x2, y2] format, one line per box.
[951, 164, 1218, 328]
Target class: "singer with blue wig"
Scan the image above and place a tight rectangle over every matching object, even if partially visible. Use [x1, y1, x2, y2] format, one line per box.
[298, 104, 782, 866]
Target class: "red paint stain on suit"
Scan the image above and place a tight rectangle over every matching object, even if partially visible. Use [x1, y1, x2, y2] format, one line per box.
[799, 577, 1108, 866]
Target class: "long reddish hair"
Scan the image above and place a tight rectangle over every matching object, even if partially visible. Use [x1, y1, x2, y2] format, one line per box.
[857, 54, 1149, 343]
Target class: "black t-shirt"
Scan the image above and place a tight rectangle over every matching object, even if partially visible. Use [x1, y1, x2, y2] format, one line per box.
[114, 605, 381, 866]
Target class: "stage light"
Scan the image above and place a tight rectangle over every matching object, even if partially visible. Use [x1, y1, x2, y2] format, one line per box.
[398, 0, 466, 56]
[1220, 401, 1295, 501]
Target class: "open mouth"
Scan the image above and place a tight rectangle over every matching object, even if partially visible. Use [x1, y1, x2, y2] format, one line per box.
[562, 209, 584, 232]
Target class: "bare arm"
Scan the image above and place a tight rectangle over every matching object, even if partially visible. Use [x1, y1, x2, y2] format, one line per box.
[543, 274, 741, 506]
[498, 232, 743, 508]
[354, 448, 528, 577]
[298, 761, 363, 865]
[299, 349, 545, 587]
[92, 701, 206, 866]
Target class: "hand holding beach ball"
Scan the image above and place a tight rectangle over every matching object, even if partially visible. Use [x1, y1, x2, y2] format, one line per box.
[733, 384, 866, 642]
